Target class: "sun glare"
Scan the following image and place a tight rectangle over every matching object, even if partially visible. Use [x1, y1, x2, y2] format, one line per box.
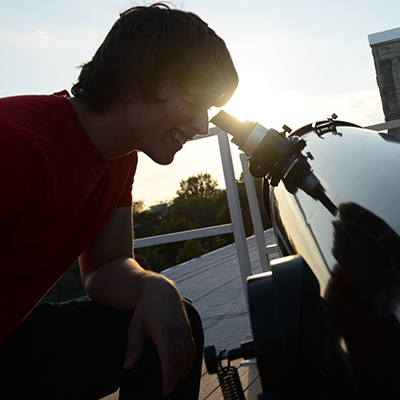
[212, 84, 309, 133]
[215, 84, 383, 134]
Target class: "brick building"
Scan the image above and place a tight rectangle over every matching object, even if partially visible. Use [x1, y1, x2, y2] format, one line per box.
[369, 27, 400, 135]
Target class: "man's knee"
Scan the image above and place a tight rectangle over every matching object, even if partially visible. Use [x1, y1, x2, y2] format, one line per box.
[182, 298, 204, 352]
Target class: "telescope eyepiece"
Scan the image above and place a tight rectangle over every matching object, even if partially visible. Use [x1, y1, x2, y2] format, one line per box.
[211, 110, 256, 148]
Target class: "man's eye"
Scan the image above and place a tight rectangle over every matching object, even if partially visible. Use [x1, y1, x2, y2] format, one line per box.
[183, 99, 198, 108]
[184, 100, 211, 111]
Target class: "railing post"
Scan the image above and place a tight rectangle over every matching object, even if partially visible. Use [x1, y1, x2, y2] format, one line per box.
[239, 153, 280, 272]
[216, 129, 253, 305]
[239, 153, 271, 272]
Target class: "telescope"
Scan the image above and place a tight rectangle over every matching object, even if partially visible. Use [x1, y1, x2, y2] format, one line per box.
[205, 111, 400, 399]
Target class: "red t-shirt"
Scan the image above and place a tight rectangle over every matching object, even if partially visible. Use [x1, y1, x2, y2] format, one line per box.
[0, 92, 138, 347]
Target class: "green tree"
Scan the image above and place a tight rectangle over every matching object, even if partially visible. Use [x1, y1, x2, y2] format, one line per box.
[216, 173, 271, 240]
[154, 216, 199, 268]
[132, 199, 146, 216]
[133, 209, 163, 239]
[171, 173, 222, 229]
[134, 247, 166, 273]
[216, 204, 234, 246]
[212, 189, 228, 211]
[176, 172, 219, 199]
[155, 216, 198, 236]
[170, 195, 216, 228]
[171, 173, 223, 251]
[175, 239, 206, 264]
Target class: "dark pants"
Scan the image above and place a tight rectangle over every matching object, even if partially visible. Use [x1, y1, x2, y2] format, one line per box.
[0, 297, 204, 399]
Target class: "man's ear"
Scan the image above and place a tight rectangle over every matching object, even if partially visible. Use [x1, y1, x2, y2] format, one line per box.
[120, 88, 134, 102]
[118, 81, 138, 102]
[120, 86, 148, 103]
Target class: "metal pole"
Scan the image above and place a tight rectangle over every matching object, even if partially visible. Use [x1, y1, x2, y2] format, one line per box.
[239, 153, 271, 272]
[217, 129, 253, 307]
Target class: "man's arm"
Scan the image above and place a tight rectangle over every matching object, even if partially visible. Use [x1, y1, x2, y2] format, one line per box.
[79, 206, 196, 396]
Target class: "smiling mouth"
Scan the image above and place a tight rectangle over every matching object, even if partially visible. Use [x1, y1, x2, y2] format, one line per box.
[172, 131, 188, 145]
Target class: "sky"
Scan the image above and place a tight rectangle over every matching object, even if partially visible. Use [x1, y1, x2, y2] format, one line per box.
[1, 0, 399, 207]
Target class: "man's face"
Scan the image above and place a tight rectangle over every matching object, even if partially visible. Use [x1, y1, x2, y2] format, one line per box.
[121, 83, 210, 165]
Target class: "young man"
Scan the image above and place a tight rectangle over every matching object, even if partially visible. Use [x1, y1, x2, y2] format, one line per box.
[0, 4, 238, 399]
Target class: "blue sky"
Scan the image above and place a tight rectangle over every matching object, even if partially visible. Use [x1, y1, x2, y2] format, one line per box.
[1, 0, 399, 206]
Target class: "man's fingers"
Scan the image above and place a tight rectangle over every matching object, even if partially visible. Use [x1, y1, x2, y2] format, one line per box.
[159, 339, 177, 396]
[157, 326, 196, 395]
[124, 320, 145, 370]
[174, 328, 196, 381]
[122, 275, 198, 395]
[180, 334, 196, 380]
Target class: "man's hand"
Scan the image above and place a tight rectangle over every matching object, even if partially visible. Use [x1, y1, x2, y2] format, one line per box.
[123, 272, 196, 396]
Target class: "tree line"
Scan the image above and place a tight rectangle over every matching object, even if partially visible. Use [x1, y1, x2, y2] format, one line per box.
[133, 172, 271, 272]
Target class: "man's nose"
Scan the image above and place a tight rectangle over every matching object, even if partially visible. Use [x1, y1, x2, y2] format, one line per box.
[192, 109, 209, 136]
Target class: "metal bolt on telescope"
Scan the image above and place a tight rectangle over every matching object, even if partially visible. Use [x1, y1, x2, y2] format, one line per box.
[211, 110, 337, 216]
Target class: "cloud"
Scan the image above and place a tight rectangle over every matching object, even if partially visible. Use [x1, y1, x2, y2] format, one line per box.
[0, 27, 101, 53]
[0, 29, 58, 50]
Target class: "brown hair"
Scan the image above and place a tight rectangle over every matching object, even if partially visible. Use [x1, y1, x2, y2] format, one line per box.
[71, 3, 238, 112]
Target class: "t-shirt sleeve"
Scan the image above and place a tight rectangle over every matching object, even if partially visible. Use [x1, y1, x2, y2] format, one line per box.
[117, 150, 138, 208]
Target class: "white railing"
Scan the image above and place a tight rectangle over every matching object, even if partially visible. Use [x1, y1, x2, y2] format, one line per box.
[239, 152, 279, 272]
[134, 223, 233, 247]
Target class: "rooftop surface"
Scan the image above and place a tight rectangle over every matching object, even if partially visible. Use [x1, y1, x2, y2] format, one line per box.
[162, 229, 279, 352]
